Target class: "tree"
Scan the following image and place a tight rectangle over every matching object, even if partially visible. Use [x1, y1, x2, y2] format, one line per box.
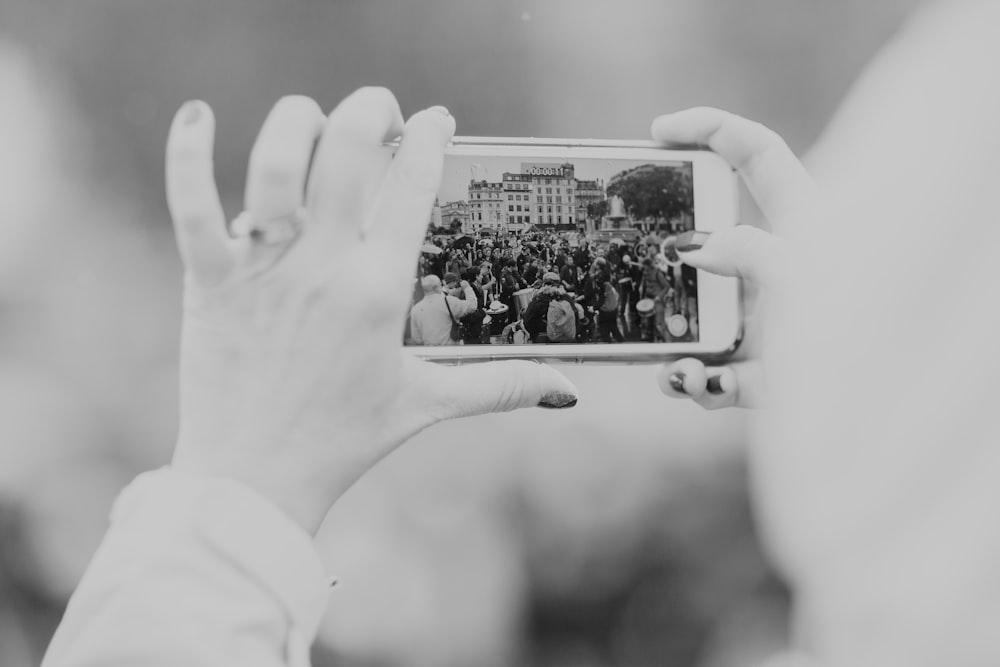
[605, 164, 693, 231]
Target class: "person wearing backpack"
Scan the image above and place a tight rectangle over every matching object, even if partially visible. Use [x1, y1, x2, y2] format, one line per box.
[522, 272, 576, 343]
[593, 258, 625, 343]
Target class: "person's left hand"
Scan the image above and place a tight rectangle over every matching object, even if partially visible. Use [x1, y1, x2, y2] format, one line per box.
[649, 108, 818, 410]
[165, 89, 578, 534]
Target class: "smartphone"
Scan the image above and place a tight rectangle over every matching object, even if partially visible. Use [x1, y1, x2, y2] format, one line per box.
[405, 137, 742, 363]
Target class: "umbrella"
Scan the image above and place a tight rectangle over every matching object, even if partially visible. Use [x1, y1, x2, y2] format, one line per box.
[421, 244, 443, 255]
[609, 237, 626, 246]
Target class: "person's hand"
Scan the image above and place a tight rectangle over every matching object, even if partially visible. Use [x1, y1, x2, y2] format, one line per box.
[650, 107, 820, 409]
[165, 89, 578, 534]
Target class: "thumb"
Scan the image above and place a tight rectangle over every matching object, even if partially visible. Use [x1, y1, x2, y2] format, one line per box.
[415, 360, 579, 421]
[675, 225, 792, 290]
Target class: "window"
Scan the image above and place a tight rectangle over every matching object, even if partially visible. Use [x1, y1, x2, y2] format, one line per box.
[516, 205, 522, 212]
[545, 178, 551, 185]
[508, 205, 514, 212]
[546, 187, 552, 194]
[557, 206, 562, 213]
[546, 196, 552, 203]
[556, 196, 562, 203]
[547, 205, 552, 213]
[537, 206, 543, 213]
[508, 194, 513, 200]
[557, 216, 562, 223]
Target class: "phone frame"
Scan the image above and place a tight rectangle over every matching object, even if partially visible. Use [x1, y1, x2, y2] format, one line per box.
[407, 137, 743, 364]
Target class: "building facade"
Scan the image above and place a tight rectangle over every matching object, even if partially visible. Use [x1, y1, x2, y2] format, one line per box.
[574, 178, 605, 233]
[521, 162, 577, 230]
[501, 172, 532, 234]
[462, 162, 608, 234]
[440, 200, 470, 233]
[467, 181, 505, 234]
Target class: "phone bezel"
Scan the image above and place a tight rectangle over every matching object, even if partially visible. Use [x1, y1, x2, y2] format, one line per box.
[407, 138, 743, 364]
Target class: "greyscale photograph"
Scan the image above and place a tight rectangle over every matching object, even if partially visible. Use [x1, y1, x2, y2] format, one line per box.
[407, 158, 699, 345]
[2, 3, 993, 667]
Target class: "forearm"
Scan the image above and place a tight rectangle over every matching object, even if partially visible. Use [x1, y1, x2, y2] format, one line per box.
[42, 469, 329, 667]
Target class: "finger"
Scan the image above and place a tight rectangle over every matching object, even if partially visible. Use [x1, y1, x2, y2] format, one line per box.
[416, 360, 579, 421]
[367, 106, 455, 280]
[658, 358, 764, 409]
[165, 100, 233, 286]
[306, 87, 404, 246]
[657, 357, 708, 399]
[650, 107, 820, 236]
[675, 225, 792, 290]
[245, 95, 325, 223]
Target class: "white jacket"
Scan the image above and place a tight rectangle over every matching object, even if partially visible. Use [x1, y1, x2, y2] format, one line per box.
[41, 469, 331, 667]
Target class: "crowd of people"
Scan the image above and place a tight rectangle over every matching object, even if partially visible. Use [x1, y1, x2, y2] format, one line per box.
[407, 231, 699, 346]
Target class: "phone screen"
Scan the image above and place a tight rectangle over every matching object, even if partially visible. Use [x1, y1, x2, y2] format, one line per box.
[406, 151, 700, 348]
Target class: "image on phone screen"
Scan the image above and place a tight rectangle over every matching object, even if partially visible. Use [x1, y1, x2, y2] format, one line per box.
[406, 153, 699, 348]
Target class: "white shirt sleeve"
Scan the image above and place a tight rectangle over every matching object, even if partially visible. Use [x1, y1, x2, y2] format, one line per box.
[449, 286, 477, 318]
[41, 468, 331, 667]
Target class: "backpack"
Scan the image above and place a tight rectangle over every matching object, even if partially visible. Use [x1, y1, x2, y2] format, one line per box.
[600, 281, 619, 313]
[546, 299, 577, 343]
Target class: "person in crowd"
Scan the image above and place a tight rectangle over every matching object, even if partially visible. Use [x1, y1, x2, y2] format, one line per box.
[521, 254, 543, 286]
[573, 239, 592, 270]
[591, 258, 624, 343]
[558, 254, 579, 294]
[410, 273, 477, 346]
[453, 269, 488, 344]
[522, 272, 578, 343]
[473, 261, 496, 304]
[498, 259, 527, 324]
[639, 252, 672, 341]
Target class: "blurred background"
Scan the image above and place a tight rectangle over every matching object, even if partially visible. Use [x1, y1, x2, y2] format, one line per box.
[0, 1, 922, 665]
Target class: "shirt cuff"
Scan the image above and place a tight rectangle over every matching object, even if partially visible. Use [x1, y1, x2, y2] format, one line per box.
[110, 467, 331, 641]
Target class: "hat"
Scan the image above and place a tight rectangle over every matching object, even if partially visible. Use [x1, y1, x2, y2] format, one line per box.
[442, 272, 460, 285]
[542, 272, 561, 284]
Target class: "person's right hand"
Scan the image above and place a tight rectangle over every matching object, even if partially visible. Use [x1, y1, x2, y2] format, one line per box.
[650, 107, 821, 410]
[165, 89, 578, 535]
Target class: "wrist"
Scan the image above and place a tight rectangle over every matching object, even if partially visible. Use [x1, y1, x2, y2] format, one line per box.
[171, 448, 343, 535]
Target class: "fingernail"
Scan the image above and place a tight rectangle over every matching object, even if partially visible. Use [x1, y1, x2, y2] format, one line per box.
[182, 101, 201, 125]
[428, 105, 451, 116]
[706, 374, 725, 395]
[538, 391, 578, 409]
[675, 231, 710, 253]
[668, 372, 687, 394]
